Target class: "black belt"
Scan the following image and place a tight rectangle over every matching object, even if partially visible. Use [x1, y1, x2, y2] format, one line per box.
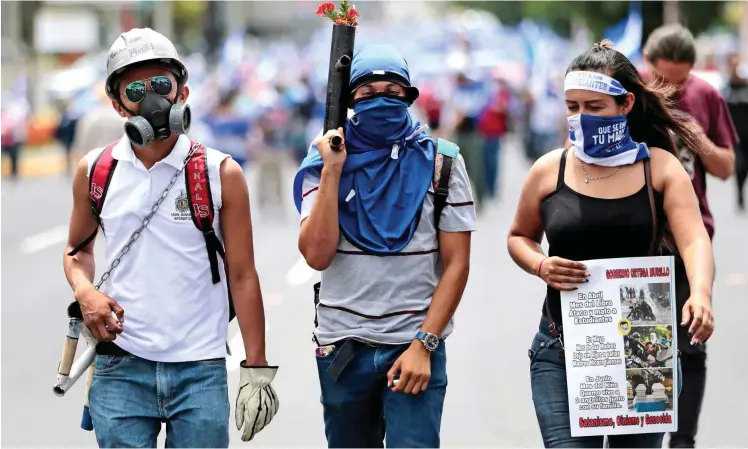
[96, 341, 131, 357]
[95, 342, 225, 363]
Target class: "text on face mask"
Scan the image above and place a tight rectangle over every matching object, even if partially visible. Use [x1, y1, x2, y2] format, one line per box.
[591, 122, 626, 145]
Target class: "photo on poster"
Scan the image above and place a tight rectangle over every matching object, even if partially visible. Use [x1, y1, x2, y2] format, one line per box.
[622, 325, 675, 369]
[619, 282, 672, 326]
[626, 368, 674, 412]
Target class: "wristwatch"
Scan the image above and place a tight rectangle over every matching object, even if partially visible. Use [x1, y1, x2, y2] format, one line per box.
[414, 331, 440, 352]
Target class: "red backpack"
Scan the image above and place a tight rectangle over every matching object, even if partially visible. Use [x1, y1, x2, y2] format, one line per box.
[68, 139, 235, 321]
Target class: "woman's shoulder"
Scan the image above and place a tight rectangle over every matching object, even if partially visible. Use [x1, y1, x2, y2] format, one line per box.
[648, 147, 686, 190]
[648, 147, 682, 170]
[525, 148, 568, 198]
[531, 148, 568, 176]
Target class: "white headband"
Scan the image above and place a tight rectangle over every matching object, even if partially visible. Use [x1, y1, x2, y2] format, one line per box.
[564, 71, 628, 96]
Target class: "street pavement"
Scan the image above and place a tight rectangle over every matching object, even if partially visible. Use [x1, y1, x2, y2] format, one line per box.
[2, 139, 747, 447]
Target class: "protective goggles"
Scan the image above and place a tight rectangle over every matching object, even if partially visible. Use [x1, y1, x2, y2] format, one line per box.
[123, 76, 174, 103]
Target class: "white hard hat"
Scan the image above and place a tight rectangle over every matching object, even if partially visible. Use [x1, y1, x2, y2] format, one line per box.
[105, 28, 188, 99]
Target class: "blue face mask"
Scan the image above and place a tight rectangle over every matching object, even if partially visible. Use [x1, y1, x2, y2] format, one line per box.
[348, 95, 411, 150]
[567, 113, 650, 167]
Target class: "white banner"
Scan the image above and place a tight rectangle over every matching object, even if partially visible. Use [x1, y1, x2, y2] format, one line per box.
[560, 256, 678, 437]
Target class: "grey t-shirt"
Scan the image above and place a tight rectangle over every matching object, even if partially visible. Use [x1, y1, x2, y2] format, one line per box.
[300, 153, 477, 345]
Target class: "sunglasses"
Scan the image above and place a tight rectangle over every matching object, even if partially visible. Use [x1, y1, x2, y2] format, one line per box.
[123, 76, 174, 103]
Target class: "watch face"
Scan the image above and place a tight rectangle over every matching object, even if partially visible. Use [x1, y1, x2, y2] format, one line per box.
[424, 333, 439, 351]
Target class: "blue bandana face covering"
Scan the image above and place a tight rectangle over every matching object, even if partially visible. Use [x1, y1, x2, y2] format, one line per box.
[564, 71, 650, 167]
[292, 48, 435, 255]
[349, 95, 411, 149]
[567, 114, 650, 167]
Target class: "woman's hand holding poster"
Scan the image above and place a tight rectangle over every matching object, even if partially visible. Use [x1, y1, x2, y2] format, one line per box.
[560, 256, 678, 437]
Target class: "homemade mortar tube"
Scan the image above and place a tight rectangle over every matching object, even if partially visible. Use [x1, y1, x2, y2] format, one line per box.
[53, 301, 98, 397]
[323, 23, 356, 152]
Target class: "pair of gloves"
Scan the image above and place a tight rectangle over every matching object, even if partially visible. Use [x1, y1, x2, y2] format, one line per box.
[236, 364, 280, 442]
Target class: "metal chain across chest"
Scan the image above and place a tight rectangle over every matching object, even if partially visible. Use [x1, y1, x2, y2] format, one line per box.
[94, 143, 202, 290]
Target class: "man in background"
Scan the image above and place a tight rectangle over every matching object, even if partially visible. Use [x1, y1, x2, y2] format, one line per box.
[71, 83, 126, 164]
[644, 23, 739, 449]
[443, 70, 488, 210]
[724, 52, 748, 211]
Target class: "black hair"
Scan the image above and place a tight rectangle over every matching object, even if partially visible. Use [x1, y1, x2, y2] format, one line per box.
[644, 24, 696, 65]
[566, 39, 700, 157]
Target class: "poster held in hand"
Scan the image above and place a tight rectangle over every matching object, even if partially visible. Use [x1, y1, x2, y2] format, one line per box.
[560, 256, 678, 437]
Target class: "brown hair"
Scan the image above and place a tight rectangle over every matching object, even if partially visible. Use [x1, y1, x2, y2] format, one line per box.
[644, 24, 697, 65]
[566, 39, 701, 156]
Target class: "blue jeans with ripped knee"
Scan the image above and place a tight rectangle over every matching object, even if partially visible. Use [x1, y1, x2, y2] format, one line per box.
[529, 316, 681, 448]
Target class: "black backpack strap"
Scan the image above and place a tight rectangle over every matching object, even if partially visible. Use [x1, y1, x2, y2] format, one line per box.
[68, 141, 120, 256]
[185, 142, 235, 321]
[433, 138, 460, 230]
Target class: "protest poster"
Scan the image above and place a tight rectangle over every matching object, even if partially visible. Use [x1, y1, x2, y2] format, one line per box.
[560, 256, 678, 437]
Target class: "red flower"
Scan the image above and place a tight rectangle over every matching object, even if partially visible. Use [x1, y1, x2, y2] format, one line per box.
[345, 8, 360, 21]
[316, 2, 335, 17]
[316, 1, 360, 26]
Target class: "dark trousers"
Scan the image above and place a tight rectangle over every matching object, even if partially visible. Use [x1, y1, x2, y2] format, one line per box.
[736, 140, 747, 209]
[668, 351, 707, 448]
[2, 143, 20, 178]
[669, 260, 707, 448]
[482, 136, 502, 199]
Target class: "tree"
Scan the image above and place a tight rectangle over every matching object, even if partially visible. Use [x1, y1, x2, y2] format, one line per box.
[455, 1, 728, 42]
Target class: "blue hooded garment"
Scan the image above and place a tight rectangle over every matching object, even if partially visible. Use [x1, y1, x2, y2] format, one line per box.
[292, 45, 435, 255]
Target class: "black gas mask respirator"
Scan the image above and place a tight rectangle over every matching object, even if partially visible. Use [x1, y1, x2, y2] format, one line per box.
[123, 91, 191, 147]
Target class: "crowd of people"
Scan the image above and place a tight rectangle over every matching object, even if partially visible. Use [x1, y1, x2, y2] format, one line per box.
[15, 10, 742, 449]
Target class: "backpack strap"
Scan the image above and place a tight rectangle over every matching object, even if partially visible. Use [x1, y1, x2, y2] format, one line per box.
[185, 141, 235, 321]
[67, 140, 120, 256]
[433, 138, 459, 230]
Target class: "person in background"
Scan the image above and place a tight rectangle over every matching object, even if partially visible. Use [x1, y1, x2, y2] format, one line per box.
[415, 82, 444, 136]
[477, 74, 511, 200]
[55, 98, 80, 174]
[643, 24, 739, 449]
[444, 70, 488, 210]
[71, 83, 126, 163]
[526, 79, 567, 163]
[202, 88, 253, 170]
[291, 75, 319, 165]
[252, 104, 291, 214]
[1, 96, 29, 180]
[507, 40, 715, 448]
[723, 52, 748, 211]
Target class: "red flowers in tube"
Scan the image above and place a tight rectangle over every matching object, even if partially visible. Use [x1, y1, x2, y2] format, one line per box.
[316, 1, 360, 26]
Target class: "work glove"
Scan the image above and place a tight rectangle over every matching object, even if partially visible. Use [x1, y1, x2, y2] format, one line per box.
[235, 364, 279, 442]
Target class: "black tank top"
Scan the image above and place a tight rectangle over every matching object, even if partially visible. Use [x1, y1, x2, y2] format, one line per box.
[540, 149, 666, 326]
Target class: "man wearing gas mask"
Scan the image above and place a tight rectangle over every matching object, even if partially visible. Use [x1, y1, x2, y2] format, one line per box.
[62, 28, 278, 447]
[294, 45, 476, 447]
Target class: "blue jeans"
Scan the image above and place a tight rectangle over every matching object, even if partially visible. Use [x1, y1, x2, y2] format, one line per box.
[89, 354, 230, 448]
[529, 316, 669, 448]
[315, 340, 447, 448]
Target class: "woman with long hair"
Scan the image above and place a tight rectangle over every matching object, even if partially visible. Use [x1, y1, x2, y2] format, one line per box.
[507, 40, 715, 447]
